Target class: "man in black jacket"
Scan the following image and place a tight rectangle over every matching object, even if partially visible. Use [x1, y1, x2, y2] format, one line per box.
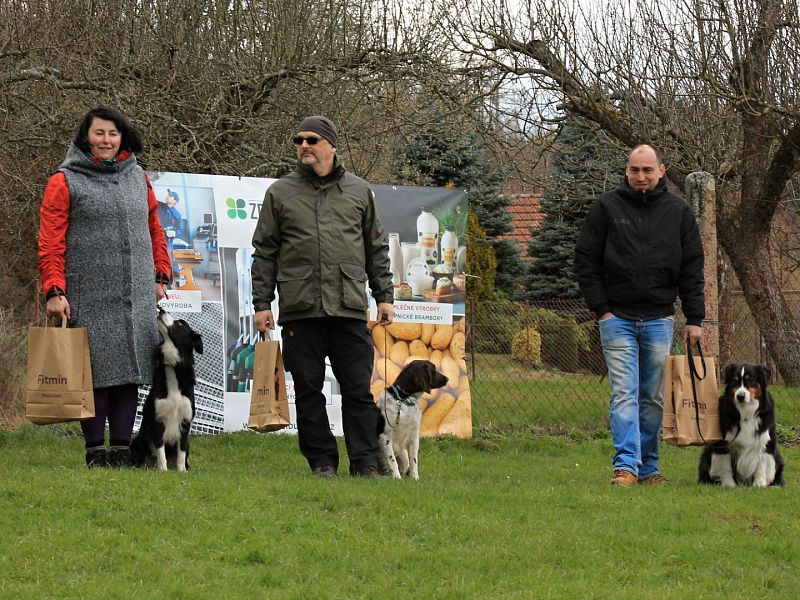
[575, 144, 704, 486]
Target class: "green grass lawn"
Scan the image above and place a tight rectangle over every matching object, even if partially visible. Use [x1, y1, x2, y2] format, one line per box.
[1, 425, 798, 599]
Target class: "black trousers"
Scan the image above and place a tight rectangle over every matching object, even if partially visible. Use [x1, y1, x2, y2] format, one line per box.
[280, 317, 379, 471]
[80, 384, 139, 448]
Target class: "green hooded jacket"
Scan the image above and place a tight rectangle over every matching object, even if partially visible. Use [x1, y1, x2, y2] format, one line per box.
[251, 156, 393, 324]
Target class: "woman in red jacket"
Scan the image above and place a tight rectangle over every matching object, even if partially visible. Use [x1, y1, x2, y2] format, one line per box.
[38, 107, 172, 468]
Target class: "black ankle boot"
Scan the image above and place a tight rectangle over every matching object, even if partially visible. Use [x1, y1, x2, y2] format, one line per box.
[85, 448, 108, 468]
[107, 447, 132, 468]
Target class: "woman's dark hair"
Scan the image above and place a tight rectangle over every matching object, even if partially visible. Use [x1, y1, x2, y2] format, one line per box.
[73, 106, 143, 154]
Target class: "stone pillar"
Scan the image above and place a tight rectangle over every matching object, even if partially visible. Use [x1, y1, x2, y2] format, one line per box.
[685, 172, 719, 360]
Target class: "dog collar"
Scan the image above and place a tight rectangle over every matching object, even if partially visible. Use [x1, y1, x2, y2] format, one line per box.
[389, 384, 416, 406]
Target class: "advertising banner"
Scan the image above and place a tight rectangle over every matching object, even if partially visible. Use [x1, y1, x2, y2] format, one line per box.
[142, 171, 471, 438]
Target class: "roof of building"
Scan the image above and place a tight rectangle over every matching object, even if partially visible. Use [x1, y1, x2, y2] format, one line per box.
[499, 194, 543, 259]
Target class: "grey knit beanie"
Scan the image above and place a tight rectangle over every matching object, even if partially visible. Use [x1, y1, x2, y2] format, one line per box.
[295, 116, 338, 147]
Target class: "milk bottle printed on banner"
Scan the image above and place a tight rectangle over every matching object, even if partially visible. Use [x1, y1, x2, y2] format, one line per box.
[440, 226, 458, 270]
[401, 242, 419, 277]
[388, 233, 403, 284]
[417, 208, 439, 266]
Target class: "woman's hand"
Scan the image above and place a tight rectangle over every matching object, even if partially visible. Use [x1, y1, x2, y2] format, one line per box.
[46, 295, 70, 321]
[155, 283, 169, 302]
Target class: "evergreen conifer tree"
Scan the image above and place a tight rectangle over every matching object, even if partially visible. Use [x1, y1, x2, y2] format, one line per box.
[522, 120, 626, 300]
[393, 117, 523, 297]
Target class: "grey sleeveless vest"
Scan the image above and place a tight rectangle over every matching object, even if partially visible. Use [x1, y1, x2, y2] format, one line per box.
[59, 143, 158, 388]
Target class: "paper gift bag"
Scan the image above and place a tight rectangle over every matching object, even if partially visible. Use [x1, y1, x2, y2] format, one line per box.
[662, 343, 721, 446]
[248, 333, 290, 432]
[26, 320, 95, 425]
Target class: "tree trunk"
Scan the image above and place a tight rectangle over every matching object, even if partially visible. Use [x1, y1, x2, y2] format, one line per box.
[718, 220, 800, 383]
[717, 249, 734, 374]
[685, 172, 718, 363]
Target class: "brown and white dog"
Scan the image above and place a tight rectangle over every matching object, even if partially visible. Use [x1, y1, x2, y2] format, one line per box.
[698, 363, 784, 487]
[376, 360, 449, 479]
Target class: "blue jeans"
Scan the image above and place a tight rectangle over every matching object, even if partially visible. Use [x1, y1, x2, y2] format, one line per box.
[598, 316, 674, 478]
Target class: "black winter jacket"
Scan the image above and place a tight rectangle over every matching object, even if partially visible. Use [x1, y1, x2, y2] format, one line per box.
[574, 176, 705, 326]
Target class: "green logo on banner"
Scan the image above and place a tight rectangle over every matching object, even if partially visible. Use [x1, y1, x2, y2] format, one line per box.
[226, 197, 247, 219]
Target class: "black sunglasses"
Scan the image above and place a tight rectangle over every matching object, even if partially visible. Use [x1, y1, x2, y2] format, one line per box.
[292, 136, 323, 146]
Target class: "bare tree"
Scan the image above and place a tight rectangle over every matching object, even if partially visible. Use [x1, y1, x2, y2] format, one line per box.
[445, 0, 800, 382]
[0, 0, 471, 318]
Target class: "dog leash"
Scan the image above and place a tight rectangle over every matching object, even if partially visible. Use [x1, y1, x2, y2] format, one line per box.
[686, 341, 708, 443]
[381, 323, 391, 426]
[380, 322, 405, 428]
[386, 383, 416, 426]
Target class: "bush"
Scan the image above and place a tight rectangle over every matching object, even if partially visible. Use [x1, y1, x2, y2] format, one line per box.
[470, 301, 522, 354]
[465, 209, 496, 302]
[511, 327, 542, 366]
[533, 308, 592, 373]
[0, 309, 28, 428]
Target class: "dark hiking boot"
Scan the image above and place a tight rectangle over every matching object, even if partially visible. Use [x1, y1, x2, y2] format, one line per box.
[311, 465, 337, 479]
[107, 447, 132, 468]
[350, 465, 384, 479]
[85, 448, 108, 468]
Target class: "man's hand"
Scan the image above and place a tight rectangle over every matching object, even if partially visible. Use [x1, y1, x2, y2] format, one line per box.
[598, 312, 614, 321]
[376, 302, 394, 325]
[46, 295, 70, 321]
[155, 283, 168, 302]
[684, 324, 702, 347]
[255, 309, 275, 333]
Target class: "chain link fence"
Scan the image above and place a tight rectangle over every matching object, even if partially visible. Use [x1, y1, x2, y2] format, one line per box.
[4, 296, 799, 434]
[466, 297, 800, 432]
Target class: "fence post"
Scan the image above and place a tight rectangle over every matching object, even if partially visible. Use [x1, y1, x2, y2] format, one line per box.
[685, 171, 719, 363]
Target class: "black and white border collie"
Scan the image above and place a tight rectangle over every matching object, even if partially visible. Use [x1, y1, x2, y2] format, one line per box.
[131, 308, 203, 471]
[699, 363, 784, 487]
[377, 360, 449, 479]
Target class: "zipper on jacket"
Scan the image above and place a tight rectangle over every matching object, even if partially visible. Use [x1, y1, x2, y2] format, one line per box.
[636, 191, 648, 303]
[316, 188, 324, 306]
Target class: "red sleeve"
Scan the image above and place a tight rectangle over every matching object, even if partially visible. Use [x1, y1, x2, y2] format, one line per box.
[146, 174, 172, 283]
[38, 172, 70, 294]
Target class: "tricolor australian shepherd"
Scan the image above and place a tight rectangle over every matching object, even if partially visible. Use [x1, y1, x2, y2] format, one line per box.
[377, 360, 449, 479]
[699, 363, 784, 487]
[131, 308, 203, 471]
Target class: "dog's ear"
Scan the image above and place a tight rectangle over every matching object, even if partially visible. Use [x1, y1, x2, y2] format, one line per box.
[758, 365, 771, 388]
[723, 363, 738, 386]
[192, 332, 203, 355]
[412, 361, 435, 393]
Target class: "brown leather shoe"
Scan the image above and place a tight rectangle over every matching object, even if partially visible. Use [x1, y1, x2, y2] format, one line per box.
[311, 465, 337, 479]
[610, 470, 637, 486]
[638, 474, 668, 484]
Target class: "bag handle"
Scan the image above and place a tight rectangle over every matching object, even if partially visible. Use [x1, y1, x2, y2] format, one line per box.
[43, 318, 68, 329]
[686, 341, 707, 443]
[686, 340, 707, 380]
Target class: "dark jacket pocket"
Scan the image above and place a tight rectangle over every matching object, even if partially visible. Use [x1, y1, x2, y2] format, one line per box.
[339, 263, 368, 310]
[276, 264, 315, 312]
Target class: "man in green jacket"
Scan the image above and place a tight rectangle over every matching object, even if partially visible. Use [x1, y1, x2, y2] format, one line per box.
[252, 116, 394, 479]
